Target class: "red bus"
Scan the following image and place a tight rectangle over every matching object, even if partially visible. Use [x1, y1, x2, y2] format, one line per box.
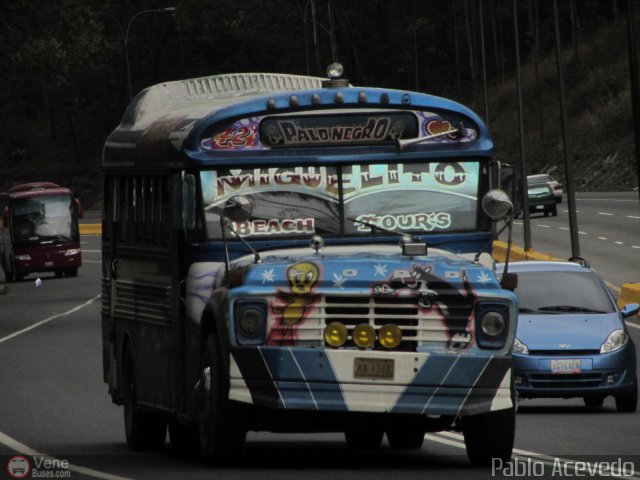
[0, 182, 82, 281]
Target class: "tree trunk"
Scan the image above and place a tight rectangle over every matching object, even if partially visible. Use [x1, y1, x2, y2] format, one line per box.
[464, 0, 478, 99]
[310, 0, 322, 75]
[528, 0, 546, 166]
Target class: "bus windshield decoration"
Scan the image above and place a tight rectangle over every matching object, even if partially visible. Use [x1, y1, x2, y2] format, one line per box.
[0, 182, 82, 281]
[101, 66, 517, 466]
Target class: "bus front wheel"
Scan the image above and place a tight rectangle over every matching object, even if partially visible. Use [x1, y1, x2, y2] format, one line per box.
[462, 407, 515, 466]
[198, 335, 246, 463]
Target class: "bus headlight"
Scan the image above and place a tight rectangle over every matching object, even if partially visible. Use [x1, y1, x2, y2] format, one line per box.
[64, 249, 79, 256]
[480, 311, 505, 336]
[234, 300, 267, 346]
[324, 322, 348, 347]
[475, 303, 510, 349]
[379, 324, 402, 349]
[352, 324, 375, 349]
[15, 254, 31, 261]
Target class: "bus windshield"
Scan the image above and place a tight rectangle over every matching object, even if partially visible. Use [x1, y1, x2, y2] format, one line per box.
[11, 194, 79, 244]
[201, 160, 481, 239]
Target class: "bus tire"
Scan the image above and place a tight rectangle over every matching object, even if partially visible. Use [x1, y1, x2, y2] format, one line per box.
[169, 420, 200, 458]
[386, 428, 425, 449]
[122, 350, 167, 451]
[198, 335, 246, 464]
[344, 427, 384, 449]
[462, 407, 515, 466]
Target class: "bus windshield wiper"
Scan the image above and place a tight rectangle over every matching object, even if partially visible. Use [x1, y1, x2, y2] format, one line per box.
[538, 305, 607, 314]
[348, 217, 417, 241]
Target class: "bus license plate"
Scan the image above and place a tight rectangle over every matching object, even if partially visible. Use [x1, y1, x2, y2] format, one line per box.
[551, 359, 581, 374]
[353, 358, 394, 380]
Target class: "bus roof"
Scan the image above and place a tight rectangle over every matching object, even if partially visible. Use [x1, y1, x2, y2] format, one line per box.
[103, 72, 492, 169]
[2, 183, 73, 199]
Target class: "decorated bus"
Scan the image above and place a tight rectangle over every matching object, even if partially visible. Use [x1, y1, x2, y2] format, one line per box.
[1, 182, 82, 281]
[101, 65, 518, 465]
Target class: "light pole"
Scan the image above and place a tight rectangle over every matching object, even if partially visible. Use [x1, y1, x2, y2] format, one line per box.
[125, 7, 176, 100]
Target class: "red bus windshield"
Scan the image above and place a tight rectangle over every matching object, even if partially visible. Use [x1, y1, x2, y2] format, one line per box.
[11, 194, 79, 245]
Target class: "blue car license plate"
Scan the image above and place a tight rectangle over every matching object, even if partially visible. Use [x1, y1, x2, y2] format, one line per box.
[551, 359, 581, 373]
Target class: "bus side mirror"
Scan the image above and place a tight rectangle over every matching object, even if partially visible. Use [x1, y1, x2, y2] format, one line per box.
[75, 198, 84, 219]
[172, 173, 196, 230]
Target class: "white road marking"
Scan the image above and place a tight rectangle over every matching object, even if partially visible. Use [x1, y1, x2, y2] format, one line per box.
[0, 295, 99, 345]
[83, 249, 102, 253]
[598, 236, 608, 240]
[84, 260, 102, 263]
[626, 215, 640, 219]
[633, 246, 640, 249]
[559, 227, 570, 231]
[0, 431, 133, 480]
[578, 231, 587, 235]
[627, 321, 640, 330]
[598, 212, 614, 216]
[615, 241, 624, 245]
[428, 431, 640, 479]
[537, 224, 551, 228]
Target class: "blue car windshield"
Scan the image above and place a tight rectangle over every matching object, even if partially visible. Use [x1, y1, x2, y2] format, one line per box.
[513, 271, 615, 314]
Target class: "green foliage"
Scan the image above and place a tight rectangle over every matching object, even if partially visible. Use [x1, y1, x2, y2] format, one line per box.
[0, 0, 637, 198]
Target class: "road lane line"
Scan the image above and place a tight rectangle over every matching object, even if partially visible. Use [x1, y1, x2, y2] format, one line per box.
[0, 295, 99, 345]
[0, 431, 133, 480]
[598, 236, 608, 240]
[632, 245, 640, 249]
[615, 241, 624, 245]
[429, 431, 640, 479]
[626, 321, 640, 330]
[537, 224, 551, 228]
[627, 215, 640, 219]
[598, 212, 614, 216]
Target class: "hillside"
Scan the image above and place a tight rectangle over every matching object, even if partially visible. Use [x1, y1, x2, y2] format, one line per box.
[1, 14, 638, 209]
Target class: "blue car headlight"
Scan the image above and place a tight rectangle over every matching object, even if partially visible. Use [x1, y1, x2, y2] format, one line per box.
[234, 300, 268, 346]
[600, 329, 629, 353]
[475, 303, 510, 349]
[514, 337, 529, 355]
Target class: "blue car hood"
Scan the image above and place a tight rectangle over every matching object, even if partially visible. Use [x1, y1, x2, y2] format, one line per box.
[516, 313, 623, 350]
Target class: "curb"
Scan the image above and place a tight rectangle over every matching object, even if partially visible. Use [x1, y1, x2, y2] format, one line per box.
[79, 224, 101, 235]
[492, 241, 640, 314]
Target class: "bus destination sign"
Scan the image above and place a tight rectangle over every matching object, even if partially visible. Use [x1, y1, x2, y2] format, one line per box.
[260, 112, 418, 148]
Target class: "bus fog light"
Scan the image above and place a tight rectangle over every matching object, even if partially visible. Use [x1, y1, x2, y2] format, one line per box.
[352, 324, 375, 348]
[15, 254, 31, 261]
[324, 322, 348, 347]
[606, 375, 616, 384]
[379, 324, 402, 349]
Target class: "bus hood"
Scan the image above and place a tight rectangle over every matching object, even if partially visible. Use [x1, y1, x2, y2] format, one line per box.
[234, 245, 500, 292]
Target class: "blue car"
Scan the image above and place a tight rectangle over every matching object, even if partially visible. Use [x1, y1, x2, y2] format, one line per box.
[499, 260, 639, 412]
